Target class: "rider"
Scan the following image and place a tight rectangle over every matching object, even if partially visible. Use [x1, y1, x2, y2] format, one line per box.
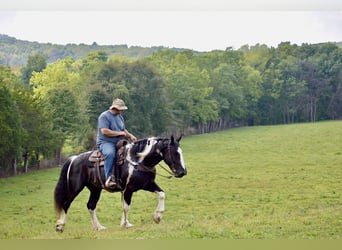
[96, 98, 137, 189]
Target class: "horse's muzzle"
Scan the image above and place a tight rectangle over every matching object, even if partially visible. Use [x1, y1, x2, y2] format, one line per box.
[175, 168, 187, 178]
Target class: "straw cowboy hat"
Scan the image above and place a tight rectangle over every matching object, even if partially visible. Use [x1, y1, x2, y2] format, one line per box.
[110, 98, 128, 111]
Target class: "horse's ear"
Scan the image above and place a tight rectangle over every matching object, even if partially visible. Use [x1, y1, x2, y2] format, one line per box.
[177, 135, 182, 142]
[170, 135, 175, 145]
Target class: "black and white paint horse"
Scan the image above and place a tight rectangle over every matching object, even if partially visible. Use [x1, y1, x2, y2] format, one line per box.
[54, 136, 187, 232]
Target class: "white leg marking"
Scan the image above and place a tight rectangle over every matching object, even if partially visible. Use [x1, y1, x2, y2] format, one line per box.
[89, 209, 106, 231]
[120, 199, 134, 228]
[153, 191, 165, 224]
[56, 209, 67, 232]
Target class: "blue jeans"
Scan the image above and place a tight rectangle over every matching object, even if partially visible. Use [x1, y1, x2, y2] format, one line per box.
[99, 142, 117, 179]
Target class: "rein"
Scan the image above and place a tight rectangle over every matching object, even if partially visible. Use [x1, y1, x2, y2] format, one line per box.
[157, 163, 173, 179]
[125, 157, 172, 179]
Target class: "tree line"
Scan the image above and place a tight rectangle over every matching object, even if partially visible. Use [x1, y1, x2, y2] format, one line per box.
[1, 41, 342, 176]
[0, 34, 164, 68]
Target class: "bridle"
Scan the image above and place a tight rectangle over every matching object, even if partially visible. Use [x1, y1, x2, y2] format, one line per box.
[158, 143, 179, 179]
[126, 139, 180, 179]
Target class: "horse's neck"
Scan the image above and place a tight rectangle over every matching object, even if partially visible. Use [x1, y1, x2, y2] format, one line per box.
[129, 144, 163, 167]
[140, 153, 163, 167]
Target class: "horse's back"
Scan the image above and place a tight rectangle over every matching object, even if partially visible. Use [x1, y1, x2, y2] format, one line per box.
[71, 151, 93, 166]
[65, 151, 95, 183]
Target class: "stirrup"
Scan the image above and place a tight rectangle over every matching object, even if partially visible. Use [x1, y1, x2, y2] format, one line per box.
[105, 176, 116, 188]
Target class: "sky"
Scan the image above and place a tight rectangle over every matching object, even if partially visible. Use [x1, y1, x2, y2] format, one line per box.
[0, 1, 342, 52]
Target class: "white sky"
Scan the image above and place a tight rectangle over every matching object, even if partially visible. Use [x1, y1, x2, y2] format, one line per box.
[0, 1, 342, 51]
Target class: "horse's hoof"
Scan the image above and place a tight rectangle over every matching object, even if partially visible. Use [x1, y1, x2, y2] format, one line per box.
[95, 225, 107, 231]
[153, 211, 163, 224]
[56, 224, 64, 233]
[121, 222, 134, 228]
[153, 215, 161, 224]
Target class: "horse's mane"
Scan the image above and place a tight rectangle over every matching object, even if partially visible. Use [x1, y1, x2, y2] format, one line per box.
[130, 137, 170, 159]
[133, 138, 150, 152]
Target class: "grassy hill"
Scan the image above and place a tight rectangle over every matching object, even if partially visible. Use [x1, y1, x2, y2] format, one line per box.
[0, 121, 341, 239]
[0, 34, 169, 67]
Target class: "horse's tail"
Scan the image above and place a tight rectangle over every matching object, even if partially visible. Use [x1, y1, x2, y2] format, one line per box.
[54, 156, 75, 214]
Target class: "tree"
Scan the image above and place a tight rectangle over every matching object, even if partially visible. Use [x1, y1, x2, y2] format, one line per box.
[30, 57, 86, 160]
[258, 52, 284, 125]
[276, 54, 306, 123]
[256, 44, 307, 124]
[81, 51, 108, 70]
[20, 53, 47, 85]
[46, 88, 83, 159]
[211, 63, 246, 122]
[123, 61, 170, 136]
[146, 50, 218, 134]
[240, 65, 263, 125]
[16, 86, 47, 171]
[316, 43, 342, 120]
[0, 66, 23, 175]
[241, 43, 271, 72]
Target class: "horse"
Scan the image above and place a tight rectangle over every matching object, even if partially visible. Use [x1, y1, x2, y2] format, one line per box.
[54, 135, 187, 232]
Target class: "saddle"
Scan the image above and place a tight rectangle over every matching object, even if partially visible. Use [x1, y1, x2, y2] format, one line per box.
[88, 139, 129, 167]
[88, 139, 129, 191]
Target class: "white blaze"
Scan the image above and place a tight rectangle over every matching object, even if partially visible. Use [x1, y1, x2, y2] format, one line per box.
[177, 147, 186, 170]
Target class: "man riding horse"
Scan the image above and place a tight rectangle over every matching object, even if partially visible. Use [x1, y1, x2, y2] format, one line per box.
[54, 98, 187, 232]
[96, 98, 137, 190]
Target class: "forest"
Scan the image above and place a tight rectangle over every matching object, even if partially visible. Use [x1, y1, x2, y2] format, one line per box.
[1, 35, 342, 176]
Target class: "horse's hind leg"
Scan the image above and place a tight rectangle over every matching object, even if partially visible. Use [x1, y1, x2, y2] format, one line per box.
[55, 193, 80, 232]
[56, 209, 67, 232]
[87, 187, 106, 231]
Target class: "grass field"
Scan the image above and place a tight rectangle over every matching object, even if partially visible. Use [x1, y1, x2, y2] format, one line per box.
[0, 121, 341, 239]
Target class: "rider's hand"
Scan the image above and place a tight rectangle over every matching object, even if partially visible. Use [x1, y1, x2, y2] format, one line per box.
[130, 135, 137, 142]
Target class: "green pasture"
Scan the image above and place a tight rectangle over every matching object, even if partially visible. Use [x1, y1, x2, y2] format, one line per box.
[0, 121, 341, 239]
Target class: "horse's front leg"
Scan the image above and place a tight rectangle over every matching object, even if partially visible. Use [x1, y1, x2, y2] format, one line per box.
[89, 209, 106, 231]
[120, 190, 134, 228]
[153, 191, 165, 224]
[144, 181, 165, 224]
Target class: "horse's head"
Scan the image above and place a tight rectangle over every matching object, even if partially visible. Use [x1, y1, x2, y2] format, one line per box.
[160, 135, 187, 178]
[131, 136, 187, 178]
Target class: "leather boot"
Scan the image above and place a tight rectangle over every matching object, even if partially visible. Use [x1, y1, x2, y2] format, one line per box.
[114, 165, 122, 190]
